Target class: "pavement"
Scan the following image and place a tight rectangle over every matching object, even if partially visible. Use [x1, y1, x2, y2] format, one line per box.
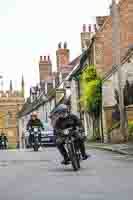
[0, 147, 133, 199]
[87, 142, 133, 155]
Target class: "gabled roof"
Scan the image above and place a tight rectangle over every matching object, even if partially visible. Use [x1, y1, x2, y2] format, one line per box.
[60, 56, 81, 77]
[69, 56, 80, 66]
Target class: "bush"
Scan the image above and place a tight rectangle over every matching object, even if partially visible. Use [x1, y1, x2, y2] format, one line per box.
[128, 121, 133, 137]
[80, 65, 102, 117]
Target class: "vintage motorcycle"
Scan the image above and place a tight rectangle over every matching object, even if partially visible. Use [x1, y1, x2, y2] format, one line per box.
[63, 127, 81, 171]
[29, 127, 41, 152]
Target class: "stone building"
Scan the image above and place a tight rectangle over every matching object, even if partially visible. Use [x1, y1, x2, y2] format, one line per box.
[0, 78, 25, 146]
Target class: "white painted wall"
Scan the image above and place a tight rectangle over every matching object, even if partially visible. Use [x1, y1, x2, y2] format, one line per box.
[70, 79, 80, 117]
[103, 63, 133, 107]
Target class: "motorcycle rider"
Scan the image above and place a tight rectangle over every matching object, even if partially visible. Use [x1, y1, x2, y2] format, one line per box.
[0, 131, 8, 149]
[50, 104, 89, 165]
[26, 112, 44, 146]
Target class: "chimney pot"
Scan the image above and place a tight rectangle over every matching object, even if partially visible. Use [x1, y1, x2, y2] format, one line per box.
[48, 55, 51, 63]
[94, 24, 97, 32]
[40, 56, 43, 61]
[83, 24, 86, 32]
[64, 42, 67, 49]
[44, 56, 46, 61]
[88, 24, 91, 32]
[58, 42, 61, 49]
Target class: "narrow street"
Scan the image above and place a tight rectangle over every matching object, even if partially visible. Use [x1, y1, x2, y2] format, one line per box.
[0, 148, 133, 200]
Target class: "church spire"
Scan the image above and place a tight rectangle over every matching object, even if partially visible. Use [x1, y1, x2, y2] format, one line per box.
[21, 75, 25, 97]
[9, 80, 13, 92]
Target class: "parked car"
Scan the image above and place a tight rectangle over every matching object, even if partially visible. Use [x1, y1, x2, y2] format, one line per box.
[41, 129, 56, 146]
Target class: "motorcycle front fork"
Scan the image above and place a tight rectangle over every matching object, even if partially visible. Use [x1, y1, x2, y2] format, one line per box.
[68, 140, 81, 160]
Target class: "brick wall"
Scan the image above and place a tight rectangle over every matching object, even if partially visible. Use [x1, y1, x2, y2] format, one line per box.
[95, 0, 133, 76]
[95, 16, 113, 76]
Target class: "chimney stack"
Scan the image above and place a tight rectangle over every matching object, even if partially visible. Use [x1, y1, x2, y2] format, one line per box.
[81, 24, 92, 51]
[56, 41, 70, 72]
[39, 54, 52, 82]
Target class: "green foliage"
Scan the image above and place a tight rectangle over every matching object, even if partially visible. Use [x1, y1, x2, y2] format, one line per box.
[128, 121, 133, 136]
[81, 65, 97, 83]
[80, 65, 102, 118]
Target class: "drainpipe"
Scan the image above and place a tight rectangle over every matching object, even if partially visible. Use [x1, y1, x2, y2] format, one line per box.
[77, 79, 82, 120]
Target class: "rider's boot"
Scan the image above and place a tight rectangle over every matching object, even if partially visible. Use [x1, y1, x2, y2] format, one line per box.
[57, 143, 70, 165]
[78, 140, 90, 160]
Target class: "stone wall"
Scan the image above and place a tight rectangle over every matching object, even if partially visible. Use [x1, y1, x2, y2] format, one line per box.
[103, 105, 133, 143]
[104, 105, 133, 130]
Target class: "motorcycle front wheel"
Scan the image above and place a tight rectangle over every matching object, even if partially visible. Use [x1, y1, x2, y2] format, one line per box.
[33, 145, 39, 151]
[67, 143, 80, 171]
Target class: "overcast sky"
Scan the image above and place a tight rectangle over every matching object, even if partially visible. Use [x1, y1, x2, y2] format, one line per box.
[0, 0, 112, 96]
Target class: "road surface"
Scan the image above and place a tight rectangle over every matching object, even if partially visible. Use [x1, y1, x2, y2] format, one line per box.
[0, 147, 133, 200]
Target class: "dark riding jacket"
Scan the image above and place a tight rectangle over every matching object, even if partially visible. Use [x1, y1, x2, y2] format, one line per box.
[54, 113, 84, 135]
[27, 119, 44, 130]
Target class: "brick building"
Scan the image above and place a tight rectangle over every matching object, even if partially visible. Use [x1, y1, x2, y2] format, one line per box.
[79, 0, 133, 77]
[95, 0, 133, 76]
